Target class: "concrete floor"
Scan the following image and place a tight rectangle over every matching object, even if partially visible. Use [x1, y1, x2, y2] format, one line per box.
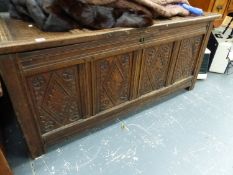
[4, 72, 233, 175]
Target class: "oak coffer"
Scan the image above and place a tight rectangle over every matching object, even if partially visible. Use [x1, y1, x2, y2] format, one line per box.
[0, 13, 219, 158]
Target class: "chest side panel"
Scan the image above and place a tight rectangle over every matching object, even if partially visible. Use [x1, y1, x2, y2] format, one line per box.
[94, 52, 133, 113]
[138, 43, 174, 96]
[26, 66, 83, 134]
[172, 35, 204, 83]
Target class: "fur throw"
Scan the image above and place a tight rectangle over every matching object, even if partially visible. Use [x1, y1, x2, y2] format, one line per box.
[9, 0, 190, 32]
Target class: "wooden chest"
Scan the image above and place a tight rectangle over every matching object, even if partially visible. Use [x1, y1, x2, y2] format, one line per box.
[0, 13, 219, 158]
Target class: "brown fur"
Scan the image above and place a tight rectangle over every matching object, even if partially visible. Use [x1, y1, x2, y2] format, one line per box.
[50, 0, 153, 29]
[9, 0, 189, 32]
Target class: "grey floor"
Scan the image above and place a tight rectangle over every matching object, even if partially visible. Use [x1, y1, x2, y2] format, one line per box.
[4, 72, 233, 175]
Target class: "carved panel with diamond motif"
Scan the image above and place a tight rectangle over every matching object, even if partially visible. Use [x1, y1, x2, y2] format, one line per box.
[139, 43, 173, 96]
[94, 53, 133, 113]
[27, 66, 82, 134]
[172, 35, 203, 83]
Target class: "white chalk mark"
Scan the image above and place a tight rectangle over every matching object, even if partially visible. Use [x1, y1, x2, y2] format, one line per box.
[135, 168, 143, 174]
[111, 147, 121, 157]
[128, 123, 165, 148]
[101, 139, 110, 146]
[127, 124, 153, 137]
[29, 160, 36, 175]
[64, 160, 71, 173]
[75, 162, 79, 173]
[169, 115, 185, 130]
[56, 148, 62, 153]
[106, 147, 138, 166]
[109, 154, 122, 163]
[78, 146, 102, 168]
[42, 159, 53, 175]
[173, 147, 178, 155]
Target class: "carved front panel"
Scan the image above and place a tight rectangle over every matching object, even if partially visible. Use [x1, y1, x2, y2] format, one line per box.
[27, 66, 82, 134]
[139, 43, 173, 96]
[94, 53, 133, 113]
[173, 35, 203, 82]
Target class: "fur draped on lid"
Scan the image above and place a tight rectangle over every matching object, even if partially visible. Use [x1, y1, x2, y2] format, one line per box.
[9, 0, 190, 32]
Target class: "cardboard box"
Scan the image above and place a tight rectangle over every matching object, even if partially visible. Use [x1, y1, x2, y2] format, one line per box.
[208, 27, 233, 74]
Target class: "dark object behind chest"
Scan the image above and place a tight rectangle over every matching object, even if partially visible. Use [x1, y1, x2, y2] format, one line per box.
[0, 0, 9, 12]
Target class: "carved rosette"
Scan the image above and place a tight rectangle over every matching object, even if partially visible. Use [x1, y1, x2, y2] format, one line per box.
[173, 36, 203, 82]
[96, 53, 132, 112]
[139, 43, 173, 96]
[27, 66, 82, 134]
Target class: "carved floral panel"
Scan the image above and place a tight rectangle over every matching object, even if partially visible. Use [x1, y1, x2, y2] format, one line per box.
[27, 66, 82, 134]
[95, 53, 133, 112]
[173, 35, 203, 82]
[139, 43, 173, 96]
